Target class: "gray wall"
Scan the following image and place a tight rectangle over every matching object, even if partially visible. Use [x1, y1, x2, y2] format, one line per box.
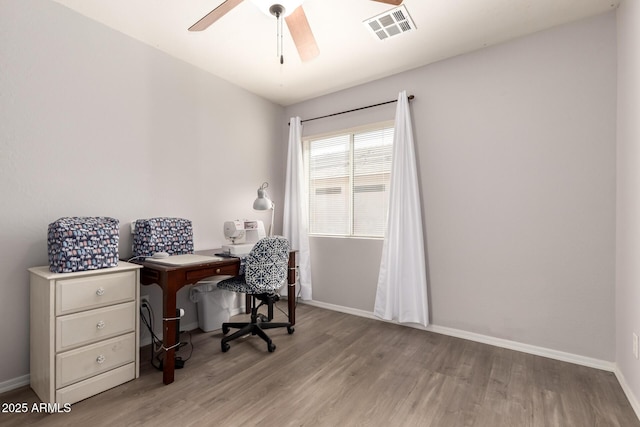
[0, 0, 285, 385]
[286, 12, 617, 362]
[616, 0, 640, 408]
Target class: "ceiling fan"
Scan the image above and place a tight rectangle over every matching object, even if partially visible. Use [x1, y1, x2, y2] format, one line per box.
[189, 0, 404, 63]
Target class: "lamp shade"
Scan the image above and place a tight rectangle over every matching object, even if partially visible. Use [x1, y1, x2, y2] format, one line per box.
[253, 182, 273, 210]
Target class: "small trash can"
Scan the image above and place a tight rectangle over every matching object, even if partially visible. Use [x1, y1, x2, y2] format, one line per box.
[190, 280, 236, 332]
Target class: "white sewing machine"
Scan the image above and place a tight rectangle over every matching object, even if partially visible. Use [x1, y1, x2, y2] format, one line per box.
[221, 220, 266, 255]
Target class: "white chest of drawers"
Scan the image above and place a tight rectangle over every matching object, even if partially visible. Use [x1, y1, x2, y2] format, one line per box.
[29, 262, 142, 404]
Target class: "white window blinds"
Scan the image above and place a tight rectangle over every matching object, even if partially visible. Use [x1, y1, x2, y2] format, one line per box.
[305, 125, 394, 237]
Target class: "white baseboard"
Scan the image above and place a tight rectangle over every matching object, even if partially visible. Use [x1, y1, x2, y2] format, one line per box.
[301, 299, 615, 371]
[615, 366, 640, 421]
[0, 374, 30, 394]
[428, 324, 615, 372]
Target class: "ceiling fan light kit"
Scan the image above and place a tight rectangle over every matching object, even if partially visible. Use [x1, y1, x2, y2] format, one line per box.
[250, 0, 304, 17]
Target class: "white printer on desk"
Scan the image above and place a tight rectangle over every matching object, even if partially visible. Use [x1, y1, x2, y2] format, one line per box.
[221, 220, 266, 255]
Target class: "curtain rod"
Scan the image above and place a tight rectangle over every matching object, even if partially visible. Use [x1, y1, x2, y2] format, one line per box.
[292, 94, 415, 125]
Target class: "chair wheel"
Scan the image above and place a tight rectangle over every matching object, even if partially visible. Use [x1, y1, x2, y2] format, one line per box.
[221, 342, 230, 353]
[287, 326, 295, 334]
[267, 342, 276, 353]
[222, 326, 229, 334]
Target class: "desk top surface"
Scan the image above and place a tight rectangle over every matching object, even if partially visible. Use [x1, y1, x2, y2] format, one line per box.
[132, 249, 239, 271]
[144, 254, 224, 267]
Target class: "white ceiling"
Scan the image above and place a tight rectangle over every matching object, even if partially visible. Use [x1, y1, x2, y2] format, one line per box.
[52, 0, 619, 106]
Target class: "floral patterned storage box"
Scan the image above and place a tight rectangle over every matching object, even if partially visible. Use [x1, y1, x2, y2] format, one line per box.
[48, 217, 119, 273]
[132, 217, 193, 258]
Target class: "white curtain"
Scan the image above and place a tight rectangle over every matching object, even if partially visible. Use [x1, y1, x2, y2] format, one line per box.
[283, 117, 312, 300]
[374, 91, 429, 326]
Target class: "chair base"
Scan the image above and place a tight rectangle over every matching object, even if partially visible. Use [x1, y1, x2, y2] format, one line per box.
[220, 295, 294, 353]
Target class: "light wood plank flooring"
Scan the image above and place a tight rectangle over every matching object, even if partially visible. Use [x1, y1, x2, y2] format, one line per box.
[1, 303, 638, 426]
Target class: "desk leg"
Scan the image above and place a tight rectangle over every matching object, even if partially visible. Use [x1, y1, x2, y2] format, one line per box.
[288, 252, 296, 326]
[287, 284, 295, 326]
[162, 279, 177, 385]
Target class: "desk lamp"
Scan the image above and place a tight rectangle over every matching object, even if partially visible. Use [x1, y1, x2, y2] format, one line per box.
[253, 182, 274, 236]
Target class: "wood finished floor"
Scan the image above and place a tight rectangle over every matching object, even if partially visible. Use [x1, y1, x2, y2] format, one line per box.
[1, 303, 638, 427]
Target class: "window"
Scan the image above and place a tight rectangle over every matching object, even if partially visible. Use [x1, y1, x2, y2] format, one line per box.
[304, 124, 394, 237]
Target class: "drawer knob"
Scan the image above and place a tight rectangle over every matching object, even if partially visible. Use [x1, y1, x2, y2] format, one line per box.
[216, 268, 221, 274]
[96, 355, 106, 364]
[96, 320, 105, 330]
[96, 287, 105, 296]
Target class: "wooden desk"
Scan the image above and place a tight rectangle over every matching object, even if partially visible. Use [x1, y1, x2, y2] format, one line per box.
[135, 249, 296, 385]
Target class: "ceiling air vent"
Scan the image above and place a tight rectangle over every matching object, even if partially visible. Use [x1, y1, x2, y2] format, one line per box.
[364, 5, 417, 41]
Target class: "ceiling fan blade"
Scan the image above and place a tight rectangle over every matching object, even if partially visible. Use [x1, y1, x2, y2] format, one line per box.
[189, 0, 244, 32]
[371, 0, 404, 5]
[285, 6, 320, 62]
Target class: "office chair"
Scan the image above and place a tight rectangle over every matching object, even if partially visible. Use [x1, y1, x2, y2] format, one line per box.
[217, 236, 294, 353]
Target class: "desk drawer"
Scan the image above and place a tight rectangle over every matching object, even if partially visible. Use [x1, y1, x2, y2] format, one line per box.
[56, 271, 136, 315]
[56, 333, 135, 388]
[56, 302, 135, 352]
[186, 264, 238, 282]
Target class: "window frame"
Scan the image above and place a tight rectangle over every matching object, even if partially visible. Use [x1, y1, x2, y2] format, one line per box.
[303, 120, 395, 239]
